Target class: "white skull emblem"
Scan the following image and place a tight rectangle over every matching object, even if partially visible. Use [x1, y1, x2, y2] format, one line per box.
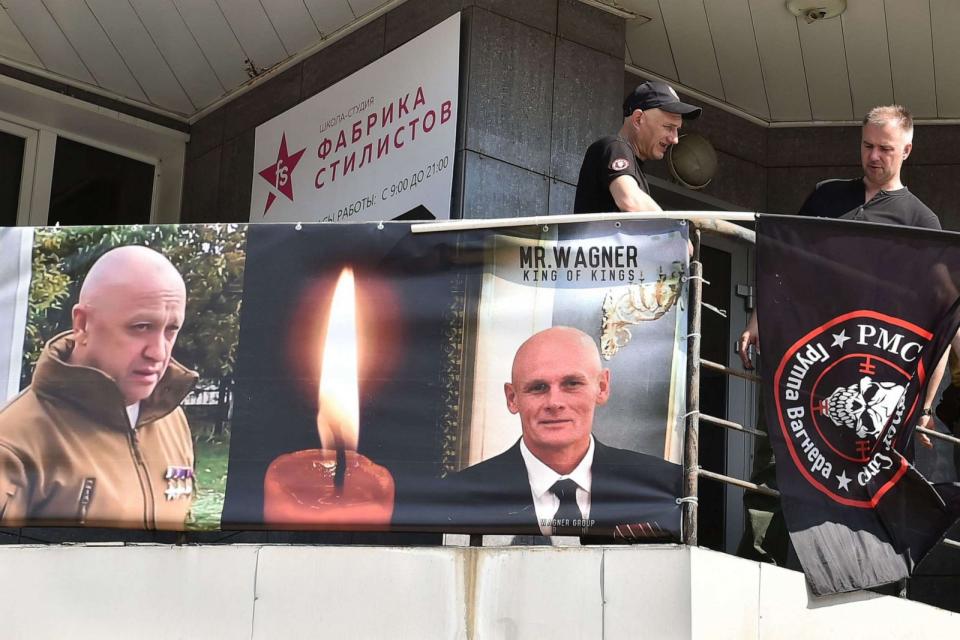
[822, 376, 906, 440]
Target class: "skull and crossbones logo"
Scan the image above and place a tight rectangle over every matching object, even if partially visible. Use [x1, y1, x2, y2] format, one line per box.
[821, 376, 906, 440]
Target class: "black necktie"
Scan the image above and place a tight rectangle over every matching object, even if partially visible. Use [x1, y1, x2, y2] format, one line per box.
[550, 478, 583, 535]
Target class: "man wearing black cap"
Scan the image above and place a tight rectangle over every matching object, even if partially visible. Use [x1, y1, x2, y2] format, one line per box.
[574, 80, 701, 214]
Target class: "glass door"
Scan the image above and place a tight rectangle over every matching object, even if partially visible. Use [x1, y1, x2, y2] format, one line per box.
[0, 118, 39, 227]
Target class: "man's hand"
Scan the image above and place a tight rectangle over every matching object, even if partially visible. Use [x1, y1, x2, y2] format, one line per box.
[916, 413, 934, 449]
[738, 311, 759, 370]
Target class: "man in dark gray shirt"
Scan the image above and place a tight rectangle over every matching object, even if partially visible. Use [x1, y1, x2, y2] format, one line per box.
[796, 105, 939, 230]
[741, 104, 941, 372]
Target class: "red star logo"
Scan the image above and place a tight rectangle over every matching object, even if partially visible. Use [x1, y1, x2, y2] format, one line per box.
[258, 133, 306, 215]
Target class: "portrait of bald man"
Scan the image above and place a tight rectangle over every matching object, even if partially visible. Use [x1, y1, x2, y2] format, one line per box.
[0, 246, 198, 529]
[444, 326, 681, 539]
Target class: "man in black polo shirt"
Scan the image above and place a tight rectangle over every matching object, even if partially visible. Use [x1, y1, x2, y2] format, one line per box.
[797, 105, 939, 229]
[740, 105, 942, 372]
[574, 81, 701, 214]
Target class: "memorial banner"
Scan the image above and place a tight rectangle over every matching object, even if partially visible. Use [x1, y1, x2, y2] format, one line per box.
[0, 224, 246, 530]
[757, 214, 960, 595]
[250, 14, 459, 224]
[0, 219, 687, 538]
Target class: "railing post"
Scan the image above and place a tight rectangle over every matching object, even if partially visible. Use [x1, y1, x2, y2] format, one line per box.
[683, 226, 702, 546]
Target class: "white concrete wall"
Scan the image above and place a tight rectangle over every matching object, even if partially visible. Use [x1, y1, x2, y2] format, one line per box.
[0, 543, 955, 639]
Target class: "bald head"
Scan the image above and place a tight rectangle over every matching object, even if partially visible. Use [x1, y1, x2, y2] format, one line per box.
[510, 327, 603, 384]
[505, 326, 610, 474]
[71, 246, 187, 405]
[78, 246, 185, 308]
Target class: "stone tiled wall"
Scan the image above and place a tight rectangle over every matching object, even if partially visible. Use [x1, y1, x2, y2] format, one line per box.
[181, 0, 626, 224]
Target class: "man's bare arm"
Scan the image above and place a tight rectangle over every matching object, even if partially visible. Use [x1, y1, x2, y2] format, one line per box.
[917, 346, 951, 449]
[609, 175, 663, 212]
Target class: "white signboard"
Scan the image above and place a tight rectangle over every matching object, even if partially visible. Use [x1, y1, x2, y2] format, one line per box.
[251, 14, 460, 223]
[0, 227, 31, 403]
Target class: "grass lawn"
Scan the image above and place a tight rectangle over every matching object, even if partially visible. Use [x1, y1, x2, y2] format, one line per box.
[186, 415, 230, 531]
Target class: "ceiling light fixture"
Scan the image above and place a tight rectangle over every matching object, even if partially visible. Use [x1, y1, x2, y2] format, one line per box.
[576, 0, 643, 21]
[785, 0, 847, 24]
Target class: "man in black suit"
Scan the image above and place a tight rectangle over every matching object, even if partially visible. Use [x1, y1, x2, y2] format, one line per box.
[446, 326, 681, 539]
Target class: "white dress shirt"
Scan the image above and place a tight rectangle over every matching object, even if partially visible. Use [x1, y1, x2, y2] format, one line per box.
[125, 403, 140, 430]
[520, 436, 595, 536]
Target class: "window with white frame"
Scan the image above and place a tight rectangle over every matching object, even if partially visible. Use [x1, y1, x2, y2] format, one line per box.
[1, 118, 160, 228]
[0, 129, 25, 226]
[0, 77, 186, 229]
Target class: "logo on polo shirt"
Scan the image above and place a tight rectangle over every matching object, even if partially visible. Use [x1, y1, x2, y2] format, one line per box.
[610, 158, 630, 171]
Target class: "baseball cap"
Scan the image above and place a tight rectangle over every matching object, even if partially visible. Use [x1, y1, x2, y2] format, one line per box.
[623, 81, 701, 120]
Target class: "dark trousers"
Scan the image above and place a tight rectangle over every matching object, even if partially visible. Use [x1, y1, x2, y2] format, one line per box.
[735, 393, 791, 566]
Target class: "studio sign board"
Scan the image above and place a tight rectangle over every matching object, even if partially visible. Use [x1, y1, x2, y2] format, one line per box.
[0, 219, 687, 536]
[249, 14, 460, 224]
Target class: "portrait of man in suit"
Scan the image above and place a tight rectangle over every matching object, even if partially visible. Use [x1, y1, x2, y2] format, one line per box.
[446, 326, 681, 539]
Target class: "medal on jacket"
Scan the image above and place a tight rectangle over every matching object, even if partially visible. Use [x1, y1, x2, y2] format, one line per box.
[76, 478, 96, 524]
[164, 466, 194, 500]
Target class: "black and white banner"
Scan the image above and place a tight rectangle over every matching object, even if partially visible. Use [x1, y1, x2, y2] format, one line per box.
[0, 219, 686, 537]
[758, 214, 960, 594]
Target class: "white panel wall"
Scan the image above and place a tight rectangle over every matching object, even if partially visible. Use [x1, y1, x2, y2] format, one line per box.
[885, 0, 937, 118]
[172, 0, 251, 92]
[2, 0, 95, 83]
[659, 1, 725, 99]
[702, 0, 769, 119]
[795, 17, 853, 121]
[624, 1, 678, 80]
[746, 0, 810, 122]
[0, 545, 260, 639]
[253, 546, 465, 639]
[0, 7, 42, 67]
[841, 0, 894, 119]
[0, 544, 956, 639]
[129, 0, 227, 108]
[931, 0, 960, 117]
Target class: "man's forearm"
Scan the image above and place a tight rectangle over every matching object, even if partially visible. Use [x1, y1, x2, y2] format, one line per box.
[925, 346, 951, 412]
[615, 190, 663, 213]
[609, 176, 662, 212]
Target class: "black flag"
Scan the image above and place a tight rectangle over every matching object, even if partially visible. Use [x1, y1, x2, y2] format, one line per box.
[757, 214, 960, 595]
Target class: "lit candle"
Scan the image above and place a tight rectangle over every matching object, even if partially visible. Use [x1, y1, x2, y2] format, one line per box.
[263, 268, 395, 529]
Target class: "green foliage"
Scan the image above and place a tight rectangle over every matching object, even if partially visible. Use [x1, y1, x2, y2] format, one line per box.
[187, 415, 230, 531]
[21, 224, 247, 389]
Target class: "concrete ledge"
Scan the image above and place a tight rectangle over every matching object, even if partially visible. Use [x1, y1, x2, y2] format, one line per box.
[0, 543, 955, 639]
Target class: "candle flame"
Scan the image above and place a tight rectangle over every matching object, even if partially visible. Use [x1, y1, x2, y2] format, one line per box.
[317, 268, 359, 451]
